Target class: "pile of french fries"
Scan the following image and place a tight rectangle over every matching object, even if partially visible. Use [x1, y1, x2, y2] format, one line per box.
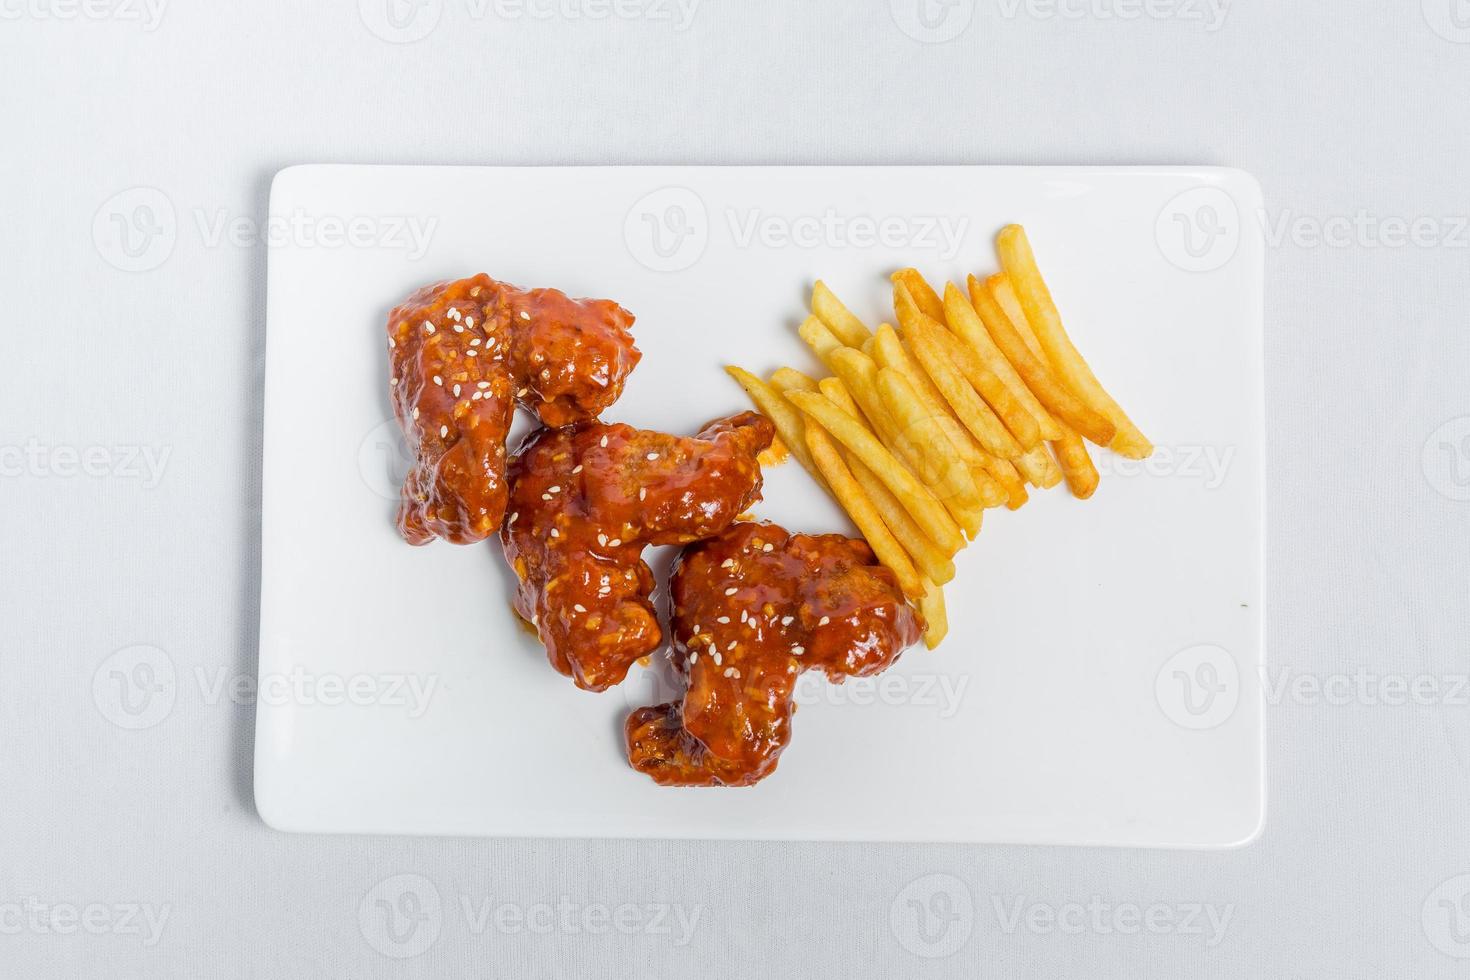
[727, 225, 1153, 650]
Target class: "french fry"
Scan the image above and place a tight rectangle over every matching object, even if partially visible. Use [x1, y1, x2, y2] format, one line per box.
[891, 268, 946, 324]
[918, 577, 948, 650]
[869, 324, 1007, 510]
[820, 383, 958, 586]
[875, 367, 989, 528]
[942, 282, 1063, 441]
[785, 390, 964, 555]
[805, 426, 925, 599]
[1052, 427, 1100, 499]
[968, 275, 1117, 447]
[995, 224, 1153, 458]
[770, 367, 820, 393]
[994, 276, 1101, 500]
[811, 281, 872, 348]
[912, 310, 1043, 451]
[797, 314, 843, 370]
[980, 454, 1029, 510]
[725, 366, 820, 477]
[897, 300, 1026, 459]
[1014, 444, 1063, 489]
[828, 348, 983, 538]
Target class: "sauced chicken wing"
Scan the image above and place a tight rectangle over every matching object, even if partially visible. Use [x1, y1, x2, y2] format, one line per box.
[388, 274, 640, 546]
[501, 413, 774, 692]
[625, 522, 922, 786]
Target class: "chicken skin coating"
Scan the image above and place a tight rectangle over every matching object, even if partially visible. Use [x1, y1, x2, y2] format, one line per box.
[501, 413, 775, 692]
[625, 522, 923, 786]
[388, 274, 640, 546]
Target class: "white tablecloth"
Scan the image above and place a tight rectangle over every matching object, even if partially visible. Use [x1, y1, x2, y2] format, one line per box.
[3, 1, 1468, 976]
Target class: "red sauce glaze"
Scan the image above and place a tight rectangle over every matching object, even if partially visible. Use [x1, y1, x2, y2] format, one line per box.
[501, 413, 774, 692]
[387, 274, 639, 545]
[625, 522, 923, 786]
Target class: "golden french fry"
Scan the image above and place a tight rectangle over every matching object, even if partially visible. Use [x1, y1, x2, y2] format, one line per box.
[869, 324, 1006, 510]
[917, 311, 1043, 451]
[981, 454, 1029, 510]
[811, 281, 872, 348]
[820, 378, 957, 585]
[995, 225, 1153, 458]
[770, 367, 820, 393]
[892, 268, 946, 323]
[785, 390, 964, 555]
[805, 426, 925, 599]
[897, 302, 1025, 459]
[918, 577, 948, 650]
[968, 275, 1117, 447]
[1052, 427, 1099, 499]
[988, 275, 1040, 357]
[942, 282, 1063, 441]
[725, 366, 820, 477]
[797, 314, 842, 370]
[818, 376, 864, 421]
[875, 367, 989, 526]
[827, 348, 982, 538]
[1014, 444, 1063, 489]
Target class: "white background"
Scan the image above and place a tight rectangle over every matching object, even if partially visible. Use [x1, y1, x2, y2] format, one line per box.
[1, 1, 1468, 977]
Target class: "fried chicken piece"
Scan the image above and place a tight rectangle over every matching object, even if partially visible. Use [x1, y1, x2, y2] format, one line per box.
[388, 274, 640, 545]
[625, 522, 923, 786]
[501, 413, 775, 692]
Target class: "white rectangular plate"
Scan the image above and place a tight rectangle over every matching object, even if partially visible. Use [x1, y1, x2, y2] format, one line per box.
[256, 165, 1264, 846]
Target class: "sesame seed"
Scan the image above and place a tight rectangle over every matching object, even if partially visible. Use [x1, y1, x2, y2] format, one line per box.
[639, 488, 646, 500]
[727, 641, 737, 651]
[547, 485, 561, 494]
[388, 337, 395, 348]
[478, 381, 491, 389]
[508, 512, 518, 525]
[542, 493, 552, 501]
[716, 616, 730, 624]
[472, 391, 482, 400]
[818, 616, 831, 626]
[723, 667, 737, 679]
[447, 308, 461, 321]
[550, 528, 559, 538]
[531, 614, 538, 626]
[607, 538, 621, 547]
[646, 452, 659, 461]
[599, 585, 610, 595]
[713, 652, 723, 666]
[466, 349, 477, 357]
[689, 651, 699, 663]
[781, 616, 794, 626]
[465, 317, 474, 328]
[724, 587, 738, 596]
[440, 425, 448, 438]
[597, 534, 607, 546]
[572, 465, 583, 474]
[411, 407, 420, 420]
[720, 559, 735, 569]
[691, 625, 700, 635]
[762, 543, 773, 552]
[574, 603, 586, 613]
[600, 436, 609, 448]
[453, 384, 461, 397]
[422, 321, 434, 333]
[470, 338, 481, 346]
[739, 611, 747, 623]
[791, 645, 805, 656]
[391, 377, 399, 386]
[520, 311, 531, 321]
[453, 324, 464, 333]
[708, 643, 717, 657]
